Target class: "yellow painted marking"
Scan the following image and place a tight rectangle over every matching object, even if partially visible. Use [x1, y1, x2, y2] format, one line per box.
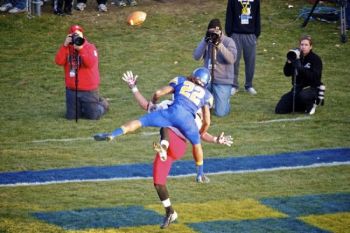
[300, 212, 350, 233]
[146, 199, 287, 222]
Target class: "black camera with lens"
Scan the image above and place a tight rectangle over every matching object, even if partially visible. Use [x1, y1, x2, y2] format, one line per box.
[286, 48, 300, 62]
[70, 33, 85, 46]
[205, 29, 221, 45]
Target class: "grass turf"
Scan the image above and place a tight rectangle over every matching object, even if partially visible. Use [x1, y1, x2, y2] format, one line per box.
[0, 0, 349, 232]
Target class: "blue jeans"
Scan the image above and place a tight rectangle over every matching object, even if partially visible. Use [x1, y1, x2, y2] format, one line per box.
[208, 83, 232, 117]
[65, 88, 106, 120]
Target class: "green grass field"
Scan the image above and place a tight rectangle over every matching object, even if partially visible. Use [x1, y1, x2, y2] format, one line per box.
[0, 0, 349, 232]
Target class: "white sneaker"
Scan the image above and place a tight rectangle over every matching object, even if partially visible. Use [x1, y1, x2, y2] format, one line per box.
[8, 7, 26, 13]
[231, 87, 238, 96]
[160, 211, 177, 229]
[98, 3, 107, 12]
[245, 87, 257, 95]
[75, 3, 86, 11]
[0, 3, 12, 11]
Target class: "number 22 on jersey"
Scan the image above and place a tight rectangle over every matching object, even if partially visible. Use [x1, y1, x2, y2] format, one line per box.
[179, 81, 205, 106]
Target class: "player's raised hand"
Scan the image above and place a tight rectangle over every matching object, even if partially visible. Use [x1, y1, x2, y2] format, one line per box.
[217, 132, 233, 147]
[122, 70, 138, 89]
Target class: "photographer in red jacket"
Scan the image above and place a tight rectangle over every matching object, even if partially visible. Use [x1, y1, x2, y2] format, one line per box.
[55, 25, 109, 120]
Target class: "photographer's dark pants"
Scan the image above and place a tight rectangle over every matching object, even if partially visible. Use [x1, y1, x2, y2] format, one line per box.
[275, 87, 317, 114]
[65, 88, 107, 120]
[53, 0, 72, 14]
[231, 33, 257, 89]
[76, 0, 107, 5]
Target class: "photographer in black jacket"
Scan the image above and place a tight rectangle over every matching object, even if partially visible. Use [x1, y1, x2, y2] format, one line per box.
[275, 35, 325, 115]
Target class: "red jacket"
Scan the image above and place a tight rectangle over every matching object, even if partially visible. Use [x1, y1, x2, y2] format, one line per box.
[55, 40, 100, 91]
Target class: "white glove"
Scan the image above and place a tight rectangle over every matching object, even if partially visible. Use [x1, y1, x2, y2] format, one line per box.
[122, 70, 138, 89]
[217, 132, 233, 147]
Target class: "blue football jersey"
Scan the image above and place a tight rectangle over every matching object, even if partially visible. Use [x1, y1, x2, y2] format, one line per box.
[169, 76, 213, 115]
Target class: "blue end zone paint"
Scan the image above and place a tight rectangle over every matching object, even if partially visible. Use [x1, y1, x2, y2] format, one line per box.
[0, 148, 349, 186]
[261, 193, 350, 217]
[187, 218, 331, 233]
[33, 206, 163, 230]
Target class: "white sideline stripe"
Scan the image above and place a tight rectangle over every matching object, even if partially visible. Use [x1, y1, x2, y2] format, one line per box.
[257, 116, 311, 123]
[32, 132, 159, 143]
[31, 117, 310, 143]
[32, 137, 93, 143]
[1, 161, 349, 187]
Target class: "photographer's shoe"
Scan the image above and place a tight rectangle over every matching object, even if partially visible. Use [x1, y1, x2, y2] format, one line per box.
[231, 87, 238, 96]
[98, 4, 107, 12]
[0, 3, 12, 11]
[160, 211, 177, 229]
[75, 3, 86, 11]
[115, 0, 127, 6]
[8, 7, 26, 13]
[128, 0, 137, 6]
[245, 87, 257, 95]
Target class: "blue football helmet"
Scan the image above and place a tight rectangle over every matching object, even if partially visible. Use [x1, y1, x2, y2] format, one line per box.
[192, 67, 211, 87]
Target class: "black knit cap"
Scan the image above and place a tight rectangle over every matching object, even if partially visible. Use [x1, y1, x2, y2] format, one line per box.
[207, 18, 222, 30]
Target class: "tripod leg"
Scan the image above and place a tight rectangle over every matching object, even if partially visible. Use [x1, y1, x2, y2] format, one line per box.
[340, 1, 348, 43]
[301, 0, 321, 28]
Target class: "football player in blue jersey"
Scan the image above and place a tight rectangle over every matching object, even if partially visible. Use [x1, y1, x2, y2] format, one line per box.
[94, 67, 213, 183]
[121, 70, 233, 228]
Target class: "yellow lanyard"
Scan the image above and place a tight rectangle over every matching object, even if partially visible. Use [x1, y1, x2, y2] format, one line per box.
[239, 0, 250, 15]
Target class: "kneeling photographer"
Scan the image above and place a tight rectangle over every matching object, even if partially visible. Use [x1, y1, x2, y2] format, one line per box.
[193, 18, 237, 117]
[55, 25, 109, 120]
[275, 35, 325, 115]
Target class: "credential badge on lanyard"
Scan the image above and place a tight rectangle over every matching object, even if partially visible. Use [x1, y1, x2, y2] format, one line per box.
[239, 0, 251, 24]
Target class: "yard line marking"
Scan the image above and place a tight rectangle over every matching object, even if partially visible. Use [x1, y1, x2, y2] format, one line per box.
[32, 137, 93, 143]
[31, 131, 159, 143]
[0, 148, 348, 187]
[256, 116, 311, 123]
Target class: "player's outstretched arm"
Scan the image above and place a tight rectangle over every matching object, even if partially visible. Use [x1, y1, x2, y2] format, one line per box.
[122, 71, 148, 111]
[201, 132, 233, 147]
[199, 105, 211, 135]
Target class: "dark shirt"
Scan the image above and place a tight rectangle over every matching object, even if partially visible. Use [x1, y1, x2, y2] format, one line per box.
[284, 50, 323, 88]
[225, 0, 261, 38]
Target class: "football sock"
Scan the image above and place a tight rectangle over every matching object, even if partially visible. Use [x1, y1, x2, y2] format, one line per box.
[162, 199, 174, 216]
[196, 164, 204, 177]
[111, 127, 124, 138]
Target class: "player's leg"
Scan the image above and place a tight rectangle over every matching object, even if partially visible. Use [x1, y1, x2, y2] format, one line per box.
[192, 144, 209, 183]
[177, 120, 210, 183]
[153, 128, 170, 161]
[94, 109, 172, 141]
[154, 128, 188, 161]
[153, 154, 178, 228]
[93, 119, 142, 141]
